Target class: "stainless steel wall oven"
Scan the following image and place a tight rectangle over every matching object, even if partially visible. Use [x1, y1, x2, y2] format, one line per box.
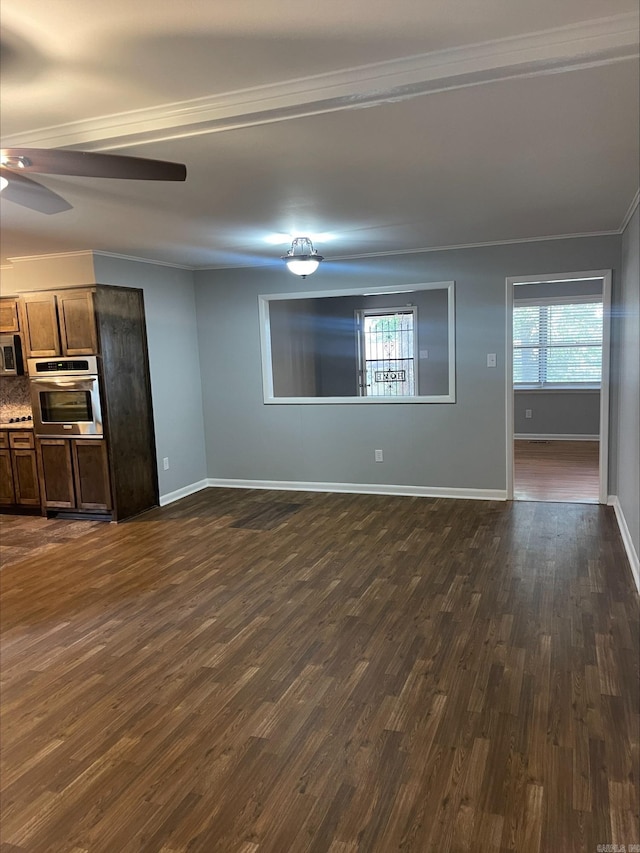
[28, 356, 104, 438]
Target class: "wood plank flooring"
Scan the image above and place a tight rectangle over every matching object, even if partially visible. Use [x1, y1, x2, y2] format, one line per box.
[1, 488, 638, 852]
[514, 440, 600, 503]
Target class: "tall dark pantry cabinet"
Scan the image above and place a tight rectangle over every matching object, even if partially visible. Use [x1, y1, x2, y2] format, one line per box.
[21, 285, 159, 522]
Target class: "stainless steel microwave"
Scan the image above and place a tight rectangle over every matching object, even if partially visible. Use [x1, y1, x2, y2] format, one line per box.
[28, 356, 104, 438]
[0, 334, 24, 376]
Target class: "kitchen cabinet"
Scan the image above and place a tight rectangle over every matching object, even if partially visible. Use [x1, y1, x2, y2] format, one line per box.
[19, 283, 157, 522]
[21, 288, 97, 358]
[0, 442, 15, 504]
[0, 431, 40, 508]
[38, 438, 111, 512]
[57, 290, 98, 355]
[0, 298, 20, 333]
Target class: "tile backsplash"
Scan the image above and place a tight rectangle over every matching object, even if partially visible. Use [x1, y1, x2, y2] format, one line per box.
[0, 377, 32, 422]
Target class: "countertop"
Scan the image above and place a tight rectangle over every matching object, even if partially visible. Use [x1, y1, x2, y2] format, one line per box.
[0, 422, 34, 430]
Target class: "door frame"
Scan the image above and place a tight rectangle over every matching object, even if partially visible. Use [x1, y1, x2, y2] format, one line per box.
[505, 269, 612, 504]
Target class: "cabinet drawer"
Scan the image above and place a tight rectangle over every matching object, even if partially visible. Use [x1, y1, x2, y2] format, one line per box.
[9, 431, 34, 449]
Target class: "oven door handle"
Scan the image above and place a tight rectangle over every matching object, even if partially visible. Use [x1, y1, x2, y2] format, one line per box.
[30, 376, 98, 390]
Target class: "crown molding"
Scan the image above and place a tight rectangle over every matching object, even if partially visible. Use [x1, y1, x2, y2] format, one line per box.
[92, 250, 194, 271]
[193, 229, 622, 270]
[620, 189, 640, 233]
[1, 229, 626, 273]
[5, 249, 95, 265]
[2, 13, 637, 151]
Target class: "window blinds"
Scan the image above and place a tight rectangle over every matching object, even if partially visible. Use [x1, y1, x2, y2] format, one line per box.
[513, 298, 603, 386]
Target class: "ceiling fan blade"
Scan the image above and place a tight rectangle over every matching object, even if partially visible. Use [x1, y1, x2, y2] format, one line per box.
[1, 148, 187, 181]
[0, 170, 72, 214]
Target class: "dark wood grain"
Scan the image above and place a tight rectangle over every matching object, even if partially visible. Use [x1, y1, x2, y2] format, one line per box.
[57, 289, 98, 356]
[72, 439, 111, 511]
[94, 285, 158, 521]
[0, 447, 16, 505]
[0, 488, 637, 852]
[37, 438, 75, 508]
[10, 449, 40, 506]
[19, 292, 60, 358]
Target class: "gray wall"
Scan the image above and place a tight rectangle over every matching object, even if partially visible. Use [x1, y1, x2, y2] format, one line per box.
[93, 255, 207, 499]
[194, 235, 620, 493]
[514, 390, 600, 435]
[611, 205, 639, 565]
[513, 278, 602, 436]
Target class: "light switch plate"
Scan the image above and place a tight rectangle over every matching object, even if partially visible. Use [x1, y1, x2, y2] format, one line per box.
[487, 353, 497, 368]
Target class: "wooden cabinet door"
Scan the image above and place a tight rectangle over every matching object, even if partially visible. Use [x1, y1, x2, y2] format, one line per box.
[21, 293, 60, 357]
[72, 440, 111, 511]
[37, 439, 75, 508]
[12, 450, 40, 505]
[0, 448, 16, 505]
[57, 290, 98, 356]
[0, 298, 20, 333]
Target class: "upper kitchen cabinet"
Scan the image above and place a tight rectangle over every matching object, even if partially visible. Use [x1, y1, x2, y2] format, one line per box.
[0, 298, 21, 333]
[57, 290, 98, 355]
[19, 292, 60, 357]
[21, 288, 97, 357]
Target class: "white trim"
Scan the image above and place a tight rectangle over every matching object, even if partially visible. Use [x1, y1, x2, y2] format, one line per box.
[505, 270, 611, 503]
[599, 271, 612, 504]
[2, 230, 624, 275]
[4, 249, 196, 272]
[515, 386, 600, 393]
[6, 249, 96, 265]
[608, 496, 640, 593]
[620, 189, 640, 233]
[159, 479, 209, 506]
[194, 231, 622, 271]
[92, 250, 194, 271]
[2, 14, 637, 151]
[515, 433, 599, 441]
[259, 281, 456, 405]
[325, 231, 623, 261]
[206, 478, 506, 502]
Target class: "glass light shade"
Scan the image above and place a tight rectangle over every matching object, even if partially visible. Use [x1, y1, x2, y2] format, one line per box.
[0, 176, 8, 192]
[281, 236, 324, 277]
[286, 257, 320, 276]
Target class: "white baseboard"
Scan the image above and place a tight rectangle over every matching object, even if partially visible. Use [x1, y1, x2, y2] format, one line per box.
[608, 495, 640, 594]
[159, 479, 209, 506]
[515, 434, 599, 441]
[206, 478, 507, 502]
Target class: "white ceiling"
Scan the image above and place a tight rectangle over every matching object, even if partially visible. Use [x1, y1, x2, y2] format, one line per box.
[1, 0, 638, 269]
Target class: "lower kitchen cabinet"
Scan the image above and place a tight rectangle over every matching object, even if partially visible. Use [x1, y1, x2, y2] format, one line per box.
[38, 438, 111, 512]
[0, 447, 16, 504]
[0, 431, 40, 509]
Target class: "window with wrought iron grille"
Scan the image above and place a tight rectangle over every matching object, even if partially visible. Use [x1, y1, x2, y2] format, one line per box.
[356, 307, 417, 396]
[513, 296, 603, 387]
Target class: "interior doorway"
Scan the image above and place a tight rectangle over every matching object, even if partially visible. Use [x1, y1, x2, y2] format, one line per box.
[505, 271, 611, 504]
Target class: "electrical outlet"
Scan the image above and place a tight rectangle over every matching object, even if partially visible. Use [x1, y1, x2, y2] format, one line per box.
[163, 457, 170, 470]
[525, 409, 532, 419]
[486, 353, 497, 368]
[374, 449, 383, 462]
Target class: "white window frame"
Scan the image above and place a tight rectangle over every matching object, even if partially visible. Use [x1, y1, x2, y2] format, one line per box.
[355, 305, 418, 397]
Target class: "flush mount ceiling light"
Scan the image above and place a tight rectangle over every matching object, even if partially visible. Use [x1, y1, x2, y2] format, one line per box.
[281, 237, 324, 278]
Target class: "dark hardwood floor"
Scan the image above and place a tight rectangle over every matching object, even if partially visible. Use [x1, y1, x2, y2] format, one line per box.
[1, 488, 638, 852]
[514, 440, 600, 503]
